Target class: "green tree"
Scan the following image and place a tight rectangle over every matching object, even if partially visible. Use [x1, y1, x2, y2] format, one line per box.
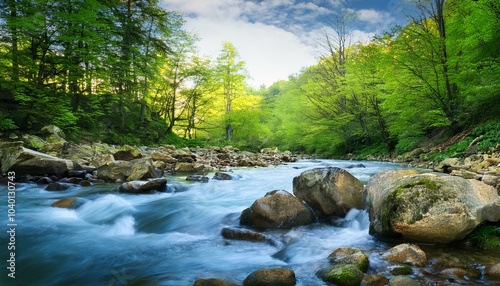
[215, 41, 248, 141]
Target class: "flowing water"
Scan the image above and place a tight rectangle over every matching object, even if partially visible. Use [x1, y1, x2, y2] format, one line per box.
[0, 160, 498, 285]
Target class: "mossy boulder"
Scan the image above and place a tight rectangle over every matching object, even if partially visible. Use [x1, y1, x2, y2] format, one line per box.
[328, 247, 369, 272]
[318, 264, 364, 286]
[21, 134, 46, 150]
[366, 170, 500, 243]
[389, 265, 413, 275]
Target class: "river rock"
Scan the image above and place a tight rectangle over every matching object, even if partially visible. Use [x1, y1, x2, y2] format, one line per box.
[328, 247, 369, 272]
[292, 167, 364, 218]
[41, 124, 66, 139]
[51, 197, 81, 208]
[387, 276, 420, 286]
[317, 264, 364, 286]
[96, 159, 159, 181]
[96, 160, 132, 181]
[389, 265, 413, 275]
[439, 267, 481, 279]
[382, 244, 427, 267]
[127, 159, 160, 181]
[113, 146, 142, 161]
[186, 175, 209, 182]
[151, 152, 177, 163]
[90, 154, 115, 168]
[194, 278, 237, 286]
[485, 263, 500, 279]
[213, 172, 240, 180]
[174, 162, 196, 172]
[21, 134, 46, 150]
[366, 170, 500, 243]
[1, 142, 81, 177]
[118, 178, 167, 194]
[221, 227, 267, 242]
[240, 190, 315, 229]
[243, 268, 296, 286]
[361, 274, 389, 286]
[46, 182, 77, 191]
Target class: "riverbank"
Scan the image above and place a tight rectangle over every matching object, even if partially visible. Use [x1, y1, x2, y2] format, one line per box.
[1, 125, 499, 195]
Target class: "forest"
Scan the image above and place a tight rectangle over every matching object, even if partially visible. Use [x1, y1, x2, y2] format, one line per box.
[0, 0, 499, 158]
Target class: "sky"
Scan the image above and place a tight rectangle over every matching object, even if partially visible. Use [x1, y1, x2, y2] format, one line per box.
[160, 0, 410, 87]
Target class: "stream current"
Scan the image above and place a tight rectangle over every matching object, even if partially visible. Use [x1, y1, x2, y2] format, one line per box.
[0, 159, 498, 285]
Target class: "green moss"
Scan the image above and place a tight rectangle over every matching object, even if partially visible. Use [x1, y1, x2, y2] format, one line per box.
[320, 264, 364, 286]
[382, 177, 458, 231]
[390, 265, 413, 275]
[358, 256, 369, 273]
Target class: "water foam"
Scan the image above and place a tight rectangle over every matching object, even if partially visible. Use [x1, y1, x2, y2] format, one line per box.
[77, 194, 135, 224]
[104, 215, 136, 236]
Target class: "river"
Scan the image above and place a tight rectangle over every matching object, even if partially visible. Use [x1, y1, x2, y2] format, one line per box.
[0, 159, 498, 285]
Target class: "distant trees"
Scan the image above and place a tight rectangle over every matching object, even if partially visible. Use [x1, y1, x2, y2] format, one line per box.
[262, 0, 500, 157]
[0, 0, 497, 154]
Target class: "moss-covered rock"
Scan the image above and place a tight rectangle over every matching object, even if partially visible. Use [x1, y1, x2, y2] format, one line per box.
[318, 264, 364, 286]
[366, 170, 500, 243]
[328, 247, 369, 272]
[389, 265, 413, 275]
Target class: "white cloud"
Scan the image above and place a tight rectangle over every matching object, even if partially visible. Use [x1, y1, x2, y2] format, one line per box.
[184, 17, 316, 87]
[160, 0, 395, 87]
[357, 9, 395, 27]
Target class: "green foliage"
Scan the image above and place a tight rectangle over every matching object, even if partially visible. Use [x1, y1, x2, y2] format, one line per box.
[470, 120, 500, 152]
[468, 224, 500, 251]
[428, 137, 473, 162]
[356, 143, 390, 160]
[395, 134, 425, 154]
[159, 133, 205, 148]
[0, 112, 17, 131]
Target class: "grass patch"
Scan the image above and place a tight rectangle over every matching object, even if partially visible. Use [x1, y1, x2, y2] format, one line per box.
[468, 224, 500, 250]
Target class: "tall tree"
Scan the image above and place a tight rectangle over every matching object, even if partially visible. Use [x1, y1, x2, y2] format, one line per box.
[215, 41, 247, 141]
[390, 0, 461, 132]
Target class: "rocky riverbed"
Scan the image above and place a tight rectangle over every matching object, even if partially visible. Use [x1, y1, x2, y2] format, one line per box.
[1, 126, 499, 285]
[0, 125, 298, 188]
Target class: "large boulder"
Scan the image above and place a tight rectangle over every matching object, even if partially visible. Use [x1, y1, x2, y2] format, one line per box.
[21, 134, 46, 150]
[0, 142, 81, 177]
[240, 190, 315, 229]
[96, 159, 160, 182]
[293, 167, 364, 218]
[113, 146, 142, 161]
[90, 154, 115, 168]
[366, 170, 500, 243]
